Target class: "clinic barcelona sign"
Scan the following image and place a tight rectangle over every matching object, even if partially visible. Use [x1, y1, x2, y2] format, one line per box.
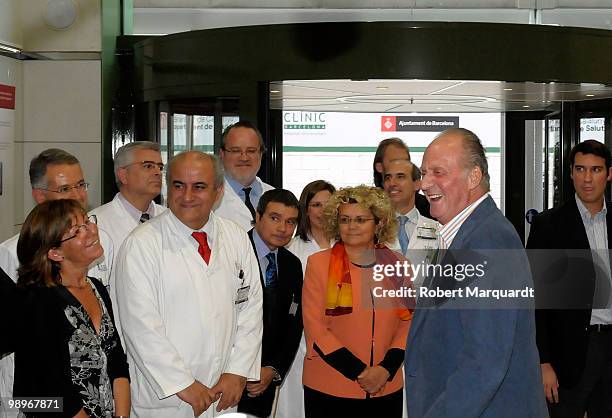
[381, 116, 458, 132]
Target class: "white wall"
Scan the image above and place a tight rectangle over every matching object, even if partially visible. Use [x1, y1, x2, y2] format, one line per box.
[0, 0, 104, 242]
[0, 55, 22, 241]
[22, 60, 102, 218]
[0, 0, 22, 48]
[20, 0, 101, 52]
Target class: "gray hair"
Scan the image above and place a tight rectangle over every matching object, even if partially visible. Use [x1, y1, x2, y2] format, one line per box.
[168, 151, 225, 189]
[113, 141, 161, 188]
[437, 128, 490, 192]
[29, 149, 80, 189]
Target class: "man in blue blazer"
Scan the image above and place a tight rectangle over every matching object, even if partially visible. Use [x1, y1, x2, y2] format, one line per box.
[404, 128, 548, 417]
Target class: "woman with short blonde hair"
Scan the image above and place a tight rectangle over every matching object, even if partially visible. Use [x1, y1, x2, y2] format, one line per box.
[302, 185, 410, 417]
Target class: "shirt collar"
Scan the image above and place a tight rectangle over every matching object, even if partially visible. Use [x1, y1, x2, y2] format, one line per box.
[439, 193, 489, 247]
[170, 209, 215, 246]
[252, 228, 277, 259]
[226, 175, 260, 197]
[576, 193, 607, 221]
[117, 192, 155, 222]
[396, 206, 419, 225]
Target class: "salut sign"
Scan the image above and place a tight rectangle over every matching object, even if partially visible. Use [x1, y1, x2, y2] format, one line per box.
[381, 116, 459, 132]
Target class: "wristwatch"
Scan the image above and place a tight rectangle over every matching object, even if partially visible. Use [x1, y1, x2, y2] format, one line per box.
[267, 366, 282, 382]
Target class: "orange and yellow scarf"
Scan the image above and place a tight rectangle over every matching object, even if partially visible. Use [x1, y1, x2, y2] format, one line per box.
[325, 242, 413, 320]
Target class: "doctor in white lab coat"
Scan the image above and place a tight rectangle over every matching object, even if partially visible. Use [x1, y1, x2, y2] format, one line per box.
[214, 121, 274, 230]
[90, 141, 166, 285]
[0, 149, 112, 418]
[383, 159, 438, 287]
[115, 151, 263, 418]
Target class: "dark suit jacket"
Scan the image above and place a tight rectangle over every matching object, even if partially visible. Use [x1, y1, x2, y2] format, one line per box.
[0, 266, 16, 357]
[238, 230, 304, 417]
[405, 196, 548, 418]
[527, 197, 612, 388]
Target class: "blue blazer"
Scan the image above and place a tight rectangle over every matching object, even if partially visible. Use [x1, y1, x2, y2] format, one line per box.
[404, 196, 548, 418]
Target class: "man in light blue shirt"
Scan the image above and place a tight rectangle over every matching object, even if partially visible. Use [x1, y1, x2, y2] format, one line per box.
[215, 121, 274, 230]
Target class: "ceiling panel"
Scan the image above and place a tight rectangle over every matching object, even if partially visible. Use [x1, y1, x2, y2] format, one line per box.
[270, 79, 612, 112]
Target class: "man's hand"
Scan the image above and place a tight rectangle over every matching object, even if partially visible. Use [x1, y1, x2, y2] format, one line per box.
[357, 366, 390, 395]
[177, 380, 219, 417]
[541, 363, 559, 404]
[211, 373, 247, 412]
[246, 366, 276, 397]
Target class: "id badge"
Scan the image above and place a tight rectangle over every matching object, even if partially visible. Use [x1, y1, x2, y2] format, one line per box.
[289, 301, 298, 316]
[417, 226, 437, 240]
[235, 285, 250, 305]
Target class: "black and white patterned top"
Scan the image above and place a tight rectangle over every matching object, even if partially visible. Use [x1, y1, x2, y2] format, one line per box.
[64, 278, 116, 418]
[8, 277, 130, 418]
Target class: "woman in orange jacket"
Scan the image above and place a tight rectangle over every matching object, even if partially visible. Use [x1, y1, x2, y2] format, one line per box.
[302, 185, 412, 418]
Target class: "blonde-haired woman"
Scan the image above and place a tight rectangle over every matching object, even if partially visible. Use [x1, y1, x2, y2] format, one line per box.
[302, 185, 411, 417]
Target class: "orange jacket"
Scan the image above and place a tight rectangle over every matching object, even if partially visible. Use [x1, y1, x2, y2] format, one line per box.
[302, 249, 411, 399]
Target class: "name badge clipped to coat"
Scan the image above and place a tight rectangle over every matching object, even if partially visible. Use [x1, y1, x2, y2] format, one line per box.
[417, 224, 437, 240]
[235, 262, 249, 304]
[236, 285, 250, 304]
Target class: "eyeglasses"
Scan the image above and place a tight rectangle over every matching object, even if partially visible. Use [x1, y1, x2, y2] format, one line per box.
[122, 161, 164, 171]
[40, 182, 89, 195]
[58, 215, 97, 244]
[308, 201, 328, 209]
[338, 216, 375, 225]
[222, 147, 261, 156]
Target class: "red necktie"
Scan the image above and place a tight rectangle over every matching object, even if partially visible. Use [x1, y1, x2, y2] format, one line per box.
[191, 232, 211, 265]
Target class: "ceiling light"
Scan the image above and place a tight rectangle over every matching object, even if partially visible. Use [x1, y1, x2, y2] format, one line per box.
[343, 106, 349, 109]
[44, 0, 78, 30]
[436, 107, 443, 110]
[0, 43, 20, 53]
[270, 90, 280, 94]
[586, 94, 595, 97]
[523, 105, 530, 108]
[376, 86, 388, 90]
[503, 88, 513, 91]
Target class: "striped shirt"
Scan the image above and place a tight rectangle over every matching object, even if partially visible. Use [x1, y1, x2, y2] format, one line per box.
[438, 193, 490, 249]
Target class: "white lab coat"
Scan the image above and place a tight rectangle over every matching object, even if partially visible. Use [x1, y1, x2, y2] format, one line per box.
[114, 210, 263, 418]
[0, 228, 113, 418]
[90, 193, 166, 281]
[389, 209, 439, 286]
[213, 177, 274, 231]
[279, 236, 331, 418]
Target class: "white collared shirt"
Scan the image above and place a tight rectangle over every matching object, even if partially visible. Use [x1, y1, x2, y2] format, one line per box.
[438, 193, 489, 249]
[575, 194, 612, 325]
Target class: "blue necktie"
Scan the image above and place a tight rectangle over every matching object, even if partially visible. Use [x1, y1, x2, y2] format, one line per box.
[398, 215, 409, 255]
[265, 252, 277, 287]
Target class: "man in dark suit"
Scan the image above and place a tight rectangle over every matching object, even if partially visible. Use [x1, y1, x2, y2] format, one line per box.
[404, 128, 548, 417]
[527, 139, 612, 418]
[238, 189, 303, 418]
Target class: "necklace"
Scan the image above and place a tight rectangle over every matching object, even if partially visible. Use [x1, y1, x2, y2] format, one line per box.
[60, 274, 88, 289]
